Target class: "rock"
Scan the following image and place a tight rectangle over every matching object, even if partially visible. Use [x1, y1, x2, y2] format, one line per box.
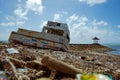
[116, 69, 120, 73]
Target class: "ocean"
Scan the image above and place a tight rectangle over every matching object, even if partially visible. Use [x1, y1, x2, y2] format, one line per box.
[105, 44, 120, 55]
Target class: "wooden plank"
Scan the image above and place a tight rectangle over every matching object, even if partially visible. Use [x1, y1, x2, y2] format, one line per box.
[41, 56, 82, 76]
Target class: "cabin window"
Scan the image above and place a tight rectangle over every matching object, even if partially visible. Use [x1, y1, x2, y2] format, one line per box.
[57, 23, 60, 26]
[66, 34, 70, 42]
[32, 38, 37, 42]
[41, 41, 48, 45]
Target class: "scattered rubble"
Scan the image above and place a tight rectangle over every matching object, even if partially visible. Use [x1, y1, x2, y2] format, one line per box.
[0, 43, 120, 80]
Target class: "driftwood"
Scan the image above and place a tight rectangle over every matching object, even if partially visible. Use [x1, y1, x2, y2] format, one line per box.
[8, 57, 26, 68]
[41, 56, 82, 76]
[2, 57, 18, 79]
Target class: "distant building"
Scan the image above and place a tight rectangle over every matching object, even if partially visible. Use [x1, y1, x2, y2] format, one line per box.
[92, 37, 99, 44]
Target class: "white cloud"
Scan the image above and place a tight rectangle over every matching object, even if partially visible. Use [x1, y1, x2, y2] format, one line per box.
[0, 22, 15, 27]
[5, 15, 15, 21]
[14, 5, 28, 20]
[79, 0, 107, 6]
[14, 0, 43, 21]
[26, 0, 43, 14]
[66, 14, 116, 44]
[40, 20, 47, 28]
[18, 0, 22, 3]
[16, 21, 25, 26]
[0, 21, 25, 27]
[92, 20, 108, 27]
[66, 14, 79, 24]
[117, 25, 120, 28]
[4, 15, 25, 27]
[53, 13, 61, 21]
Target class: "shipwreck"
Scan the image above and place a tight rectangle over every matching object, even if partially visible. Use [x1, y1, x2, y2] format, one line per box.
[9, 21, 70, 51]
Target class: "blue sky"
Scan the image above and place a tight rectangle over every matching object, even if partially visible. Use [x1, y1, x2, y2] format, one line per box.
[0, 0, 120, 44]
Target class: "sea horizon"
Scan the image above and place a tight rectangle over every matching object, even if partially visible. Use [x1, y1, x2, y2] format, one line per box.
[104, 44, 120, 55]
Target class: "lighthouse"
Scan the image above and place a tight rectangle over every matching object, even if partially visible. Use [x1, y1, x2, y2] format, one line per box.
[92, 37, 99, 44]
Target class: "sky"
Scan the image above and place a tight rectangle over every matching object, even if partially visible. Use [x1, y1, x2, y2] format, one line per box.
[0, 0, 120, 44]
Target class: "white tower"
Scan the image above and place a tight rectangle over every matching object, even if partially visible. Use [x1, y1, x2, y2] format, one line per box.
[92, 37, 99, 44]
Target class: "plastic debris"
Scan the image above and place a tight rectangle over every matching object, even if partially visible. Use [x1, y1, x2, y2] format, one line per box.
[6, 48, 19, 54]
[17, 68, 28, 73]
[76, 74, 111, 80]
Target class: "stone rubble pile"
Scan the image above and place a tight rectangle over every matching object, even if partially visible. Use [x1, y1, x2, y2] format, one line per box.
[0, 43, 120, 80]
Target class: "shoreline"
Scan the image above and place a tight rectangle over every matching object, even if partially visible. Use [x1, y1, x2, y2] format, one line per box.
[105, 44, 120, 55]
[69, 44, 113, 53]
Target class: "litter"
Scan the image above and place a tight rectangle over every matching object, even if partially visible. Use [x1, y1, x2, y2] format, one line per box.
[6, 48, 19, 54]
[17, 68, 28, 73]
[76, 74, 111, 80]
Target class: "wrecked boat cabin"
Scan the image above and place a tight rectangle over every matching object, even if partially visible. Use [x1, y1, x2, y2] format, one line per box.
[9, 21, 70, 51]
